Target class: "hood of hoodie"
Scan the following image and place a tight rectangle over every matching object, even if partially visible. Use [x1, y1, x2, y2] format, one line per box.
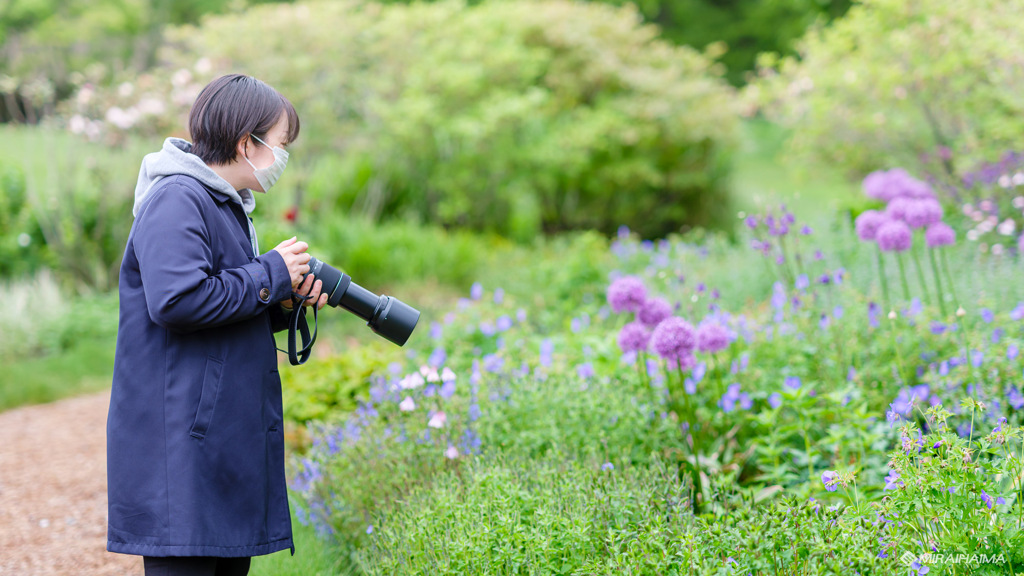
[133, 137, 256, 217]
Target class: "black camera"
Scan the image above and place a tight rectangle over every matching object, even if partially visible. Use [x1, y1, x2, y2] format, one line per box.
[306, 256, 420, 346]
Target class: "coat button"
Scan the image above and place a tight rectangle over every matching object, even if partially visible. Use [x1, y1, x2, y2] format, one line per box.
[259, 287, 271, 301]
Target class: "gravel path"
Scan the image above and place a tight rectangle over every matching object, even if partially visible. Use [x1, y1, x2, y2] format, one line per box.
[0, 389, 141, 576]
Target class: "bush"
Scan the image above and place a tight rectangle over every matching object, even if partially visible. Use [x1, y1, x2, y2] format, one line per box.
[69, 0, 742, 240]
[749, 0, 1024, 180]
[358, 454, 894, 575]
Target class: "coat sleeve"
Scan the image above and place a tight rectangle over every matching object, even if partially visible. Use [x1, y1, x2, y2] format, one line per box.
[134, 178, 294, 334]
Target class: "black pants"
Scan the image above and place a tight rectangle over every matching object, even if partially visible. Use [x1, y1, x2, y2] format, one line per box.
[143, 556, 251, 576]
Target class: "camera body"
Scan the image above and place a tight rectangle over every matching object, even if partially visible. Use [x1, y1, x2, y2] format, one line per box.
[306, 257, 420, 346]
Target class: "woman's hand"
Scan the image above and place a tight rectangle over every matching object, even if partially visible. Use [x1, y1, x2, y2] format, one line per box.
[280, 273, 329, 311]
[273, 236, 311, 288]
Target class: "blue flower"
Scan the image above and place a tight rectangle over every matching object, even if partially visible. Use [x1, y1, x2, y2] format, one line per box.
[1008, 386, 1024, 410]
[496, 315, 513, 332]
[883, 470, 903, 490]
[981, 308, 994, 323]
[577, 362, 595, 379]
[470, 282, 484, 300]
[482, 353, 504, 374]
[601, 462, 614, 471]
[539, 338, 554, 367]
[821, 470, 839, 492]
[1009, 344, 1020, 360]
[980, 490, 1005, 509]
[430, 322, 443, 340]
[784, 376, 802, 390]
[795, 274, 810, 291]
[493, 287, 504, 305]
[767, 393, 782, 409]
[868, 302, 880, 328]
[428, 346, 447, 368]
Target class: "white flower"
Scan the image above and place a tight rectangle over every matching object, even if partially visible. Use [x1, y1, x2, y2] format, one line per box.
[399, 372, 425, 389]
[420, 365, 440, 383]
[171, 68, 192, 88]
[999, 175, 1012, 188]
[998, 219, 1016, 236]
[68, 114, 86, 134]
[117, 82, 134, 98]
[399, 396, 415, 412]
[444, 445, 459, 459]
[992, 244, 1005, 256]
[427, 411, 447, 429]
[136, 97, 166, 116]
[194, 57, 212, 75]
[441, 367, 456, 383]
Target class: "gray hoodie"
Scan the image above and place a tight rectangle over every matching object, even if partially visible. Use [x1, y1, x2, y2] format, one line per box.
[134, 137, 260, 254]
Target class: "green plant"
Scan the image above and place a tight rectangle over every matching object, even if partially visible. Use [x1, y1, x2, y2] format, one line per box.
[73, 0, 742, 239]
[750, 0, 1024, 180]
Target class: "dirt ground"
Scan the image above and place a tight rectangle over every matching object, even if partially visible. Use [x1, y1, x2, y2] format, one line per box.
[0, 389, 142, 575]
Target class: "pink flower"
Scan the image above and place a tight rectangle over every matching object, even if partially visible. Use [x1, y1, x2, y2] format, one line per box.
[855, 210, 887, 241]
[650, 317, 697, 366]
[618, 321, 651, 354]
[428, 411, 447, 428]
[607, 276, 647, 314]
[877, 220, 913, 252]
[925, 222, 956, 247]
[638, 297, 673, 327]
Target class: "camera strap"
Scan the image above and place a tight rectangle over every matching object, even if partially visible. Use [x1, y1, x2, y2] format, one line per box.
[285, 289, 319, 366]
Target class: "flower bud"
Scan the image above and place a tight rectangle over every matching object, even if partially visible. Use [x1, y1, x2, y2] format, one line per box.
[956, 307, 966, 317]
[888, 310, 897, 320]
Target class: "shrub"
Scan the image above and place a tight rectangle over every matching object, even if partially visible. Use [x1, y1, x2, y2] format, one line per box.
[749, 0, 1024, 180]
[68, 0, 742, 239]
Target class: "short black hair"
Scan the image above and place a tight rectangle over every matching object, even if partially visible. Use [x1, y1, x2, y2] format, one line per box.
[188, 74, 300, 165]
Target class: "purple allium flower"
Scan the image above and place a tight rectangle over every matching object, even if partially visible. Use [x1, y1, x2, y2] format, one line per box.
[801, 225, 812, 235]
[885, 196, 914, 222]
[821, 470, 839, 492]
[925, 222, 956, 247]
[876, 220, 913, 252]
[618, 321, 651, 354]
[904, 199, 944, 229]
[607, 276, 647, 313]
[696, 321, 731, 354]
[638, 297, 673, 327]
[863, 170, 897, 202]
[855, 210, 887, 241]
[650, 317, 697, 366]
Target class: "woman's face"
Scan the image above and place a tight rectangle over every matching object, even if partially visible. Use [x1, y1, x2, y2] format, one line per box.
[240, 111, 290, 190]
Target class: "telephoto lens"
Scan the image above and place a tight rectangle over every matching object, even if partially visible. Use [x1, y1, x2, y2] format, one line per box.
[306, 257, 420, 346]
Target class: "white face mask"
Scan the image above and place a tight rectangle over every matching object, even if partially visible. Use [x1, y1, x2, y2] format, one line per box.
[244, 134, 289, 192]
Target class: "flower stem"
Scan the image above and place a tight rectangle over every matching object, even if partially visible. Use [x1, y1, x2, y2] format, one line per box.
[927, 247, 948, 318]
[910, 240, 931, 305]
[876, 246, 892, 316]
[678, 365, 703, 514]
[940, 248, 960, 307]
[895, 252, 912, 302]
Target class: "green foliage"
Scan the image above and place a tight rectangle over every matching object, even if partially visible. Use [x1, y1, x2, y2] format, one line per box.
[357, 454, 894, 574]
[79, 0, 741, 239]
[0, 127, 143, 291]
[750, 0, 1024, 180]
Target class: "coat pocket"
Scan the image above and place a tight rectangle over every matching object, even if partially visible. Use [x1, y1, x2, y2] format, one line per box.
[190, 356, 224, 439]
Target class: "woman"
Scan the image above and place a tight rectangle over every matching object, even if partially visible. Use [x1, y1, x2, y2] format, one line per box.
[106, 74, 327, 576]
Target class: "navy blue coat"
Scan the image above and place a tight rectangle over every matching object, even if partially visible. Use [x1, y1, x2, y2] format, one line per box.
[107, 174, 296, 557]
